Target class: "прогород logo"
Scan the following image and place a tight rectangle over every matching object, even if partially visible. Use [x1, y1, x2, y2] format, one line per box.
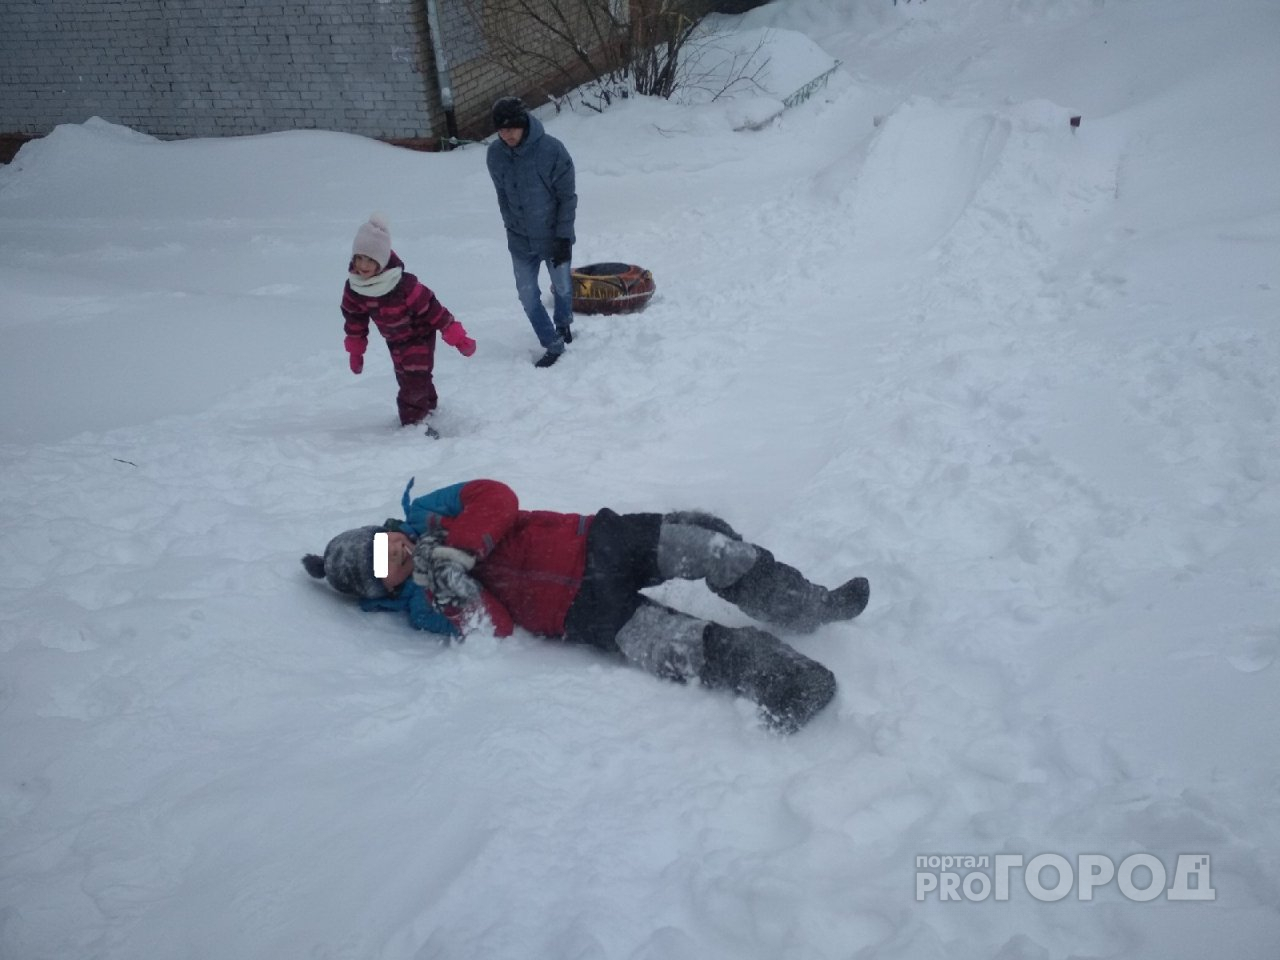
[915, 853, 1215, 903]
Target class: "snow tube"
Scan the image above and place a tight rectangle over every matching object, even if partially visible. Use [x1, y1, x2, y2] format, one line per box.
[571, 262, 656, 315]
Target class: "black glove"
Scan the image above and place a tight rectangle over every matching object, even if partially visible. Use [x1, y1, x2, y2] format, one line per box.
[412, 540, 480, 607]
[551, 237, 572, 267]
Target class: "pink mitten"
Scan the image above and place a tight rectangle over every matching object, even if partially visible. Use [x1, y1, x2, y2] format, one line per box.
[441, 322, 477, 358]
[345, 336, 365, 374]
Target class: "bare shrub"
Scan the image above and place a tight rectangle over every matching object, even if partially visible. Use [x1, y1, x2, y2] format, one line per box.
[467, 0, 767, 110]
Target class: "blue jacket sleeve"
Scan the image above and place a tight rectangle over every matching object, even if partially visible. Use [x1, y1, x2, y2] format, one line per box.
[551, 142, 577, 242]
[400, 478, 468, 538]
[360, 581, 460, 638]
[486, 143, 516, 233]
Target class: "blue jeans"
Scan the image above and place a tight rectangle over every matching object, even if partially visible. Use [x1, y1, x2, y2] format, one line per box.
[510, 252, 573, 353]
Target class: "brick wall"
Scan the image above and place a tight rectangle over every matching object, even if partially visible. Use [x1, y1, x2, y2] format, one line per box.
[431, 0, 518, 141]
[0, 0, 738, 150]
[0, 0, 440, 141]
[442, 0, 625, 140]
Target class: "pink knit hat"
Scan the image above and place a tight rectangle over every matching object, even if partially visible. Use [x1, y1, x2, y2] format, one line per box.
[352, 213, 392, 269]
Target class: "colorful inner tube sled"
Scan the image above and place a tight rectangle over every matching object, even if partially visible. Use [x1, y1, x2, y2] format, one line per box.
[571, 262, 656, 315]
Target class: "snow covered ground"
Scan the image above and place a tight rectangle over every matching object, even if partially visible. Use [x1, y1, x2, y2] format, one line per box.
[2, 0, 1279, 956]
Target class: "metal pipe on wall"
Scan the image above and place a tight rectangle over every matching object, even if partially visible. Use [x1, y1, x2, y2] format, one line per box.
[423, 0, 459, 146]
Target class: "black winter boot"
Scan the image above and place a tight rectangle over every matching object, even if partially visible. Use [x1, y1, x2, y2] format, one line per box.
[827, 577, 870, 621]
[700, 624, 837, 733]
[710, 549, 869, 633]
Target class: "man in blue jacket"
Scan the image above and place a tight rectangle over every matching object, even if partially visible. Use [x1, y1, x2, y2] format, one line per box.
[485, 96, 578, 368]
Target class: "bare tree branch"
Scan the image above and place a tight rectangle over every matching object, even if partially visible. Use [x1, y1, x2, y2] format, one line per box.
[461, 0, 766, 107]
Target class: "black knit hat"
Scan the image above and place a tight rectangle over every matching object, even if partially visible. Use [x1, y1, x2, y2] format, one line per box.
[302, 525, 388, 600]
[492, 96, 529, 132]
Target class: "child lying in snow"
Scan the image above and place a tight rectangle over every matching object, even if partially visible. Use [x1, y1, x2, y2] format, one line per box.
[302, 478, 869, 732]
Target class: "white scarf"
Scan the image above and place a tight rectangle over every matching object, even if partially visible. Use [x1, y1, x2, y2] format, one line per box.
[348, 265, 403, 298]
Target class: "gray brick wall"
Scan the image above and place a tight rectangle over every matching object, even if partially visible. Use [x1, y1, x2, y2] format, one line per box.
[437, 0, 622, 140]
[0, 0, 662, 147]
[0, 0, 440, 140]
[430, 0, 525, 141]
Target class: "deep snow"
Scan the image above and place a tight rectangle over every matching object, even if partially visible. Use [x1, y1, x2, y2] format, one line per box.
[2, 1, 1279, 958]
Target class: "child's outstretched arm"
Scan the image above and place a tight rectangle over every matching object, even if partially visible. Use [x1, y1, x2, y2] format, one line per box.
[340, 285, 370, 374]
[404, 279, 458, 335]
[440, 320, 476, 357]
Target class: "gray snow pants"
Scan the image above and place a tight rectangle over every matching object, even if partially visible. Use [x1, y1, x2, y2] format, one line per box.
[564, 508, 823, 684]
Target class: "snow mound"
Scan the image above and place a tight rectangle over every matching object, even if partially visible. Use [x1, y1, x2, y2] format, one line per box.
[814, 96, 1120, 258]
[0, 119, 430, 220]
[673, 24, 840, 123]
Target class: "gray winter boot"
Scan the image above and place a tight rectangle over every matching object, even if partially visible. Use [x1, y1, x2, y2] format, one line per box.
[710, 548, 869, 633]
[659, 514, 868, 633]
[700, 623, 837, 733]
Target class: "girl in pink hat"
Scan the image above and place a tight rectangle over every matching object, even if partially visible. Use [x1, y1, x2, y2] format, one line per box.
[341, 213, 476, 436]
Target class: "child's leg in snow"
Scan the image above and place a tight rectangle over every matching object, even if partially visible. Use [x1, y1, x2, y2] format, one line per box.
[656, 517, 869, 632]
[391, 337, 439, 426]
[613, 597, 837, 733]
[613, 598, 707, 682]
[655, 520, 759, 587]
[394, 366, 438, 426]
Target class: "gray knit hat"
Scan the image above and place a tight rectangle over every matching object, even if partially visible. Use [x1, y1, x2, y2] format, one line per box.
[302, 525, 388, 600]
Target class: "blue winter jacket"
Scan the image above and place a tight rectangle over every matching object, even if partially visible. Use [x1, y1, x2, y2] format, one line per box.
[486, 115, 577, 261]
[357, 478, 468, 638]
[355, 477, 592, 641]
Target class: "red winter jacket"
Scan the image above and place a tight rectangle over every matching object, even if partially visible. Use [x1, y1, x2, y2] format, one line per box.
[341, 251, 458, 373]
[433, 480, 594, 638]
